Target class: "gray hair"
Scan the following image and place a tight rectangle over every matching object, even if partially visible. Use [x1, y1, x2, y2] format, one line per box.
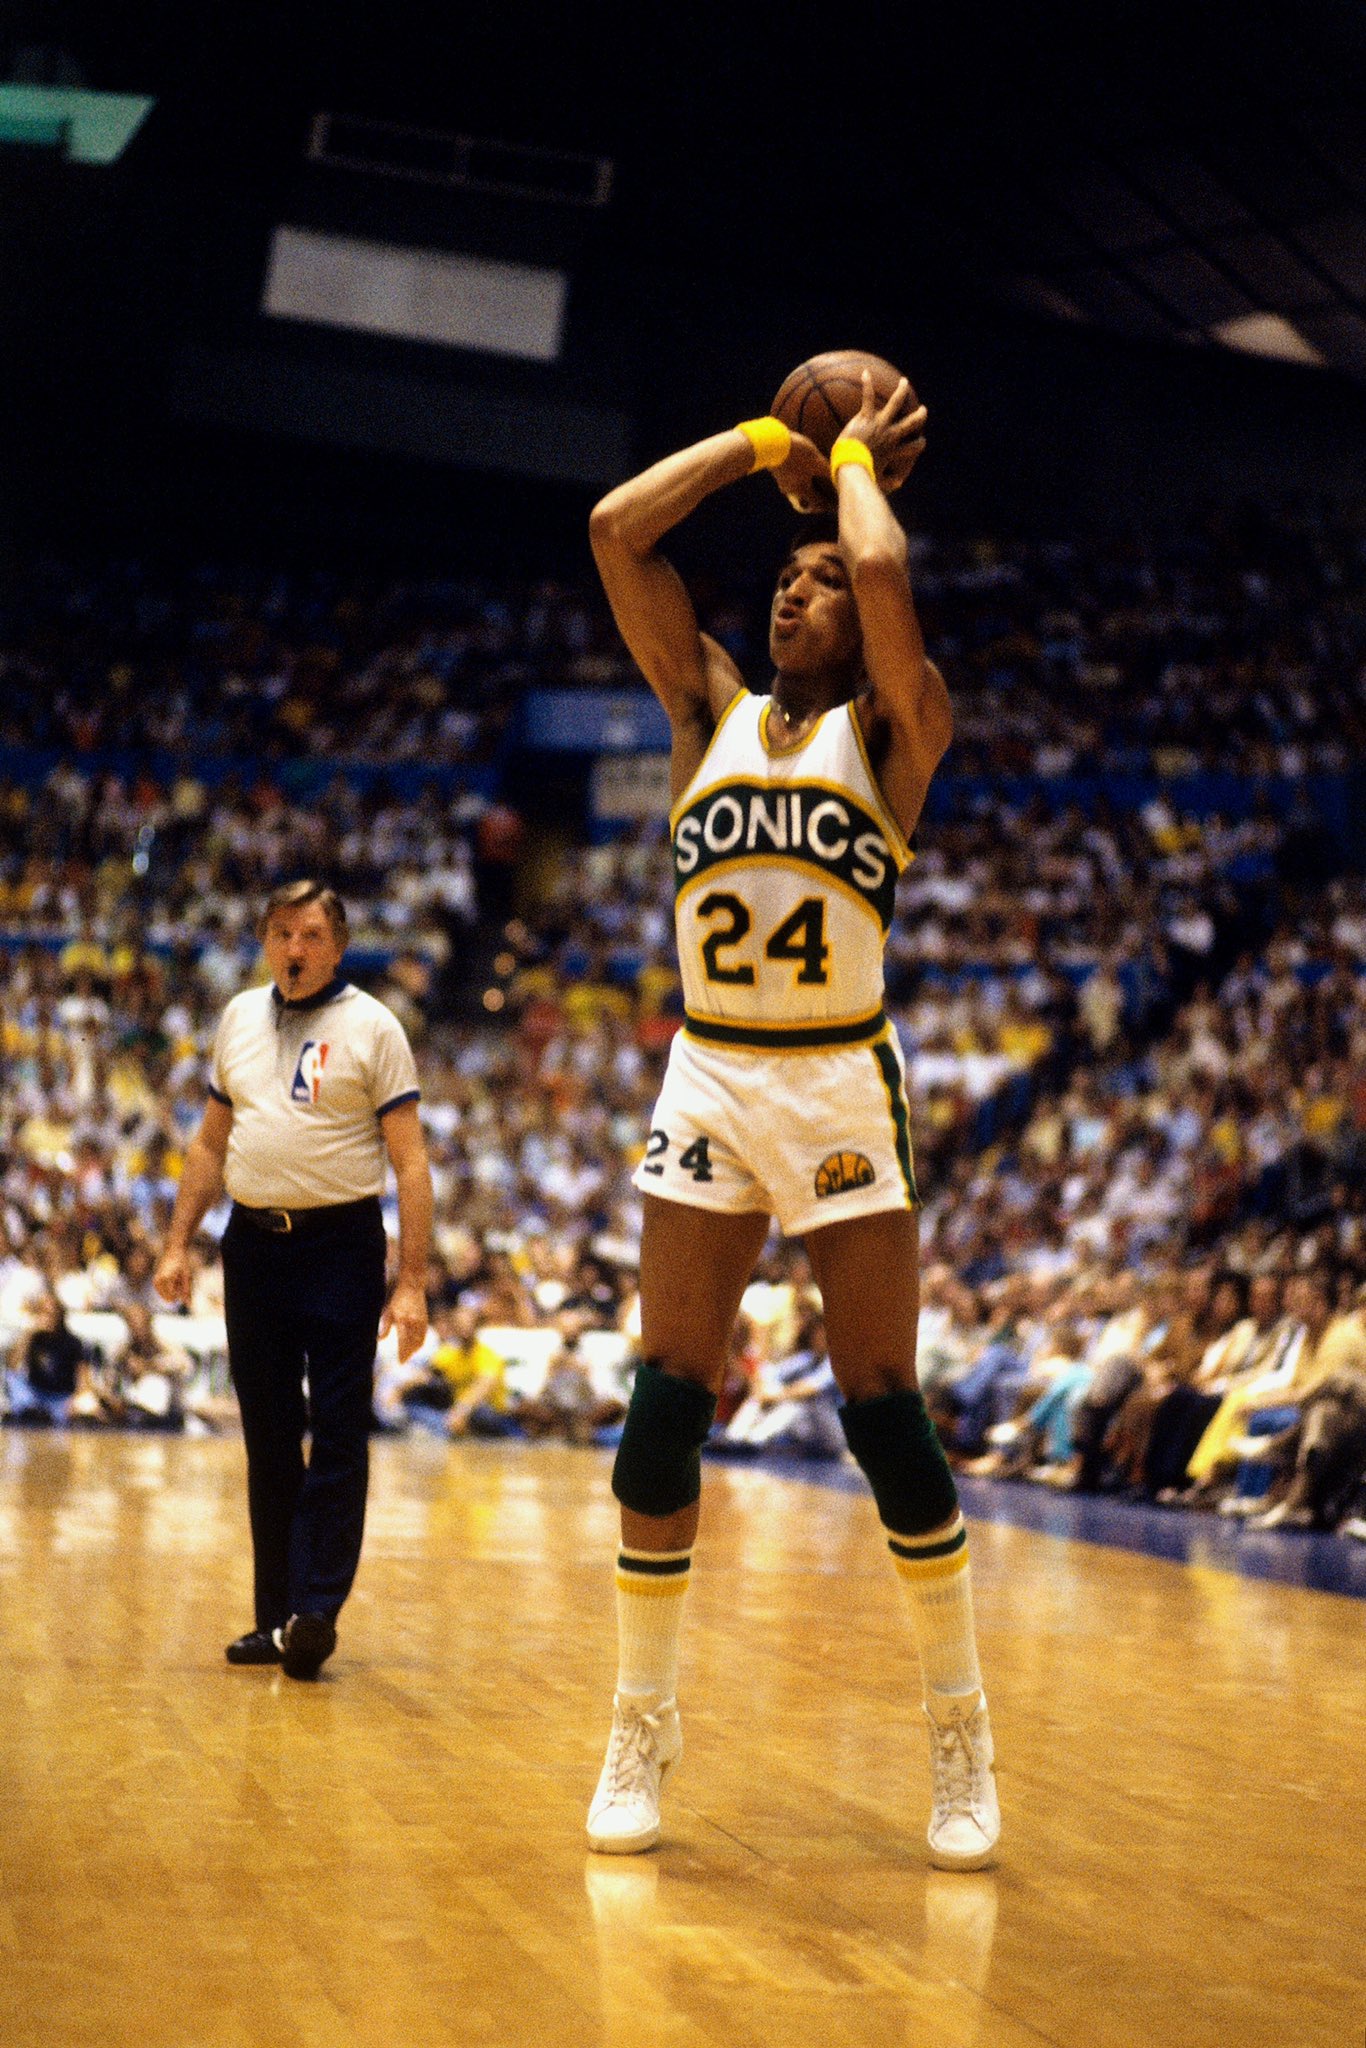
[258, 879, 349, 944]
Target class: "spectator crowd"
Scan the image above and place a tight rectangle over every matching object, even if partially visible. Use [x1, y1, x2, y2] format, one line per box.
[4, 504, 1366, 1539]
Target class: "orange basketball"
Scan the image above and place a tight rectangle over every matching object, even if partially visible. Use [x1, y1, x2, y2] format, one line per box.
[770, 350, 913, 457]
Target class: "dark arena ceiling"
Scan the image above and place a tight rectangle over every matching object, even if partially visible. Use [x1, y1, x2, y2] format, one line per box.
[6, 0, 1366, 384]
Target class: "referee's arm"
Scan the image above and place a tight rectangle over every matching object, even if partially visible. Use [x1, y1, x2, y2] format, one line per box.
[154, 1097, 234, 1308]
[378, 1100, 433, 1362]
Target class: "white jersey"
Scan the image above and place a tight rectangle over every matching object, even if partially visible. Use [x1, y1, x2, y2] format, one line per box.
[671, 690, 911, 1051]
[210, 980, 420, 1208]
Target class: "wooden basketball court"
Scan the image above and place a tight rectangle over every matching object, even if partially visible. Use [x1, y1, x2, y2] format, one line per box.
[1, 1429, 1361, 2048]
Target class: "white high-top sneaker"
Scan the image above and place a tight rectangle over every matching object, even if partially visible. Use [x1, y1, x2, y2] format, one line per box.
[925, 1690, 1000, 1871]
[587, 1691, 683, 1854]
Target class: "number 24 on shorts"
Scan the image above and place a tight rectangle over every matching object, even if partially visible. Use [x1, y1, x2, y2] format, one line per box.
[643, 1131, 713, 1181]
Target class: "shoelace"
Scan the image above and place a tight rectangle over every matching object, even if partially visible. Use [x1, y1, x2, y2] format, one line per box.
[605, 1705, 666, 1806]
[929, 1711, 983, 1817]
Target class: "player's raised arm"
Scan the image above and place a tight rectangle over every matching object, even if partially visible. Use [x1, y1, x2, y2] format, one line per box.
[832, 374, 952, 840]
[589, 422, 830, 793]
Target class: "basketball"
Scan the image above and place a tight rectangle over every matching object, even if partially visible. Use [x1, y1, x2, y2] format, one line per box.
[770, 350, 914, 456]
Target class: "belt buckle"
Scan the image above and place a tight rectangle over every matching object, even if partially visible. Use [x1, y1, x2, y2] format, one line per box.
[268, 1208, 292, 1234]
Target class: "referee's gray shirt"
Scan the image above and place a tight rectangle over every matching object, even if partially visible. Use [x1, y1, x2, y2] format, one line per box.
[209, 981, 421, 1209]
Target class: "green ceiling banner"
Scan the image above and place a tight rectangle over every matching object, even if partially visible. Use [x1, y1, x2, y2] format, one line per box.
[0, 87, 153, 163]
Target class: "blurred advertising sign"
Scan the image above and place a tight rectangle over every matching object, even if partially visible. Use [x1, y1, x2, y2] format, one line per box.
[591, 753, 672, 821]
[522, 690, 670, 753]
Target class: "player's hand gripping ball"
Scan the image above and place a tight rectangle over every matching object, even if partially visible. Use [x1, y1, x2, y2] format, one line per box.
[770, 350, 924, 507]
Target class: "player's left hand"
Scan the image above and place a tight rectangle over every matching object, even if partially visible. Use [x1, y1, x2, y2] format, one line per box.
[381, 1280, 429, 1363]
[839, 372, 927, 493]
[773, 429, 834, 513]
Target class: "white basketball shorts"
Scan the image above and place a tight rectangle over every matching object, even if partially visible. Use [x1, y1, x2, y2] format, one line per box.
[634, 1025, 918, 1236]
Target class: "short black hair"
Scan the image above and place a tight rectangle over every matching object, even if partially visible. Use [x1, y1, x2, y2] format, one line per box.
[784, 511, 841, 558]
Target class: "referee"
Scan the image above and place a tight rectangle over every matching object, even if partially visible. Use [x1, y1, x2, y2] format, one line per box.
[155, 880, 433, 1680]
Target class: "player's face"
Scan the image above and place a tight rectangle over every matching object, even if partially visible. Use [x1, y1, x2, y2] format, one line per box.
[770, 544, 861, 679]
[262, 904, 345, 1000]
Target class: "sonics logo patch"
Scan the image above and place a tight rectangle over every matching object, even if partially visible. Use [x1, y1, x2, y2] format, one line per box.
[814, 1151, 876, 1198]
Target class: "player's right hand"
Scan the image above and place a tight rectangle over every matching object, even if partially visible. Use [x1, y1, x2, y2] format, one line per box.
[153, 1248, 192, 1307]
[773, 430, 833, 513]
[841, 372, 928, 493]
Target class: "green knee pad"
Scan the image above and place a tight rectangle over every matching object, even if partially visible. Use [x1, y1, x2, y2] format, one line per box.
[839, 1387, 959, 1534]
[612, 1362, 717, 1517]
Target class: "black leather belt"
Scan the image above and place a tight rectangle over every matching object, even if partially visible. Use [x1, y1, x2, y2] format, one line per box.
[233, 1197, 378, 1236]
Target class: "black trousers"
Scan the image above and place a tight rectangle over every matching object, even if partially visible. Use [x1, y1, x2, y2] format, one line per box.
[221, 1200, 387, 1632]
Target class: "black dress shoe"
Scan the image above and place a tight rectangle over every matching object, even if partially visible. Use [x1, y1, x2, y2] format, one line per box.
[225, 1628, 282, 1665]
[280, 1612, 337, 1680]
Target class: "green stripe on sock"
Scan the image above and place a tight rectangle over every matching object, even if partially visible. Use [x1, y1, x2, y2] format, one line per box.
[618, 1553, 691, 1578]
[889, 1527, 967, 1563]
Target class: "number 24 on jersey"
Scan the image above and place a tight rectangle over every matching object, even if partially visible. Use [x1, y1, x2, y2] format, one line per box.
[697, 892, 830, 987]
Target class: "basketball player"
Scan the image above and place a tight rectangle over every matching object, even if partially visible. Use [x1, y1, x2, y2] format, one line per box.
[584, 374, 1000, 1868]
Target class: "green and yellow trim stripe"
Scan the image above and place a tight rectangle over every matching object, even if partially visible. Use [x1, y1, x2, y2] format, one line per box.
[616, 1548, 692, 1598]
[887, 1518, 968, 1581]
[758, 699, 832, 759]
[674, 767, 903, 830]
[684, 1005, 887, 1050]
[870, 1029, 919, 1205]
[846, 703, 915, 870]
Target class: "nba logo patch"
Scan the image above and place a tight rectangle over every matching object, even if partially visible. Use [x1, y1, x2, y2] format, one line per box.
[291, 1041, 329, 1103]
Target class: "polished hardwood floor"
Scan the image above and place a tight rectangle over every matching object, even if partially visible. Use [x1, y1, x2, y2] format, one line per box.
[0, 1428, 1362, 2048]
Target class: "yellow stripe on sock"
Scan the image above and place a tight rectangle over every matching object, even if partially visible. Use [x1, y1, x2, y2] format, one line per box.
[616, 1573, 691, 1598]
[890, 1548, 970, 1584]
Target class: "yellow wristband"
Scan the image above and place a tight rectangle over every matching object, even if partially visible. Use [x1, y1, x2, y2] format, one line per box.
[736, 416, 792, 471]
[830, 436, 876, 479]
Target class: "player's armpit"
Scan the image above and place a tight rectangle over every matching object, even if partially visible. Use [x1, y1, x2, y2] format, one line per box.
[654, 634, 745, 802]
[698, 632, 747, 724]
[857, 650, 953, 844]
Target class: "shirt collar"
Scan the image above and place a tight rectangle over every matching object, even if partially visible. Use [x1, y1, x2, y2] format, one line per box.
[271, 975, 348, 1014]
